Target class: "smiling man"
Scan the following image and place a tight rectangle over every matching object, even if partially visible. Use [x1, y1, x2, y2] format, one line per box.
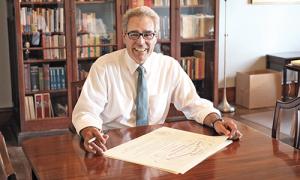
[72, 6, 242, 155]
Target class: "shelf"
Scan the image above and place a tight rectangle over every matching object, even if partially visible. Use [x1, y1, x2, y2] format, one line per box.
[23, 59, 66, 63]
[25, 89, 67, 96]
[23, 47, 66, 50]
[76, 44, 117, 48]
[75, 0, 114, 5]
[22, 32, 65, 35]
[22, 117, 69, 132]
[78, 57, 98, 61]
[180, 38, 215, 43]
[20, 1, 64, 8]
[180, 5, 205, 9]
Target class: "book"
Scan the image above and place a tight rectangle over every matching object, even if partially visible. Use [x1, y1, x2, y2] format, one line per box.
[43, 64, 50, 90]
[30, 66, 39, 91]
[24, 96, 30, 120]
[34, 93, 44, 119]
[24, 64, 31, 92]
[43, 93, 52, 118]
[28, 96, 36, 120]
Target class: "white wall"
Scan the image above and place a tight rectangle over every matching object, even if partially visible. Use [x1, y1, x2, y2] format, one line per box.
[218, 0, 300, 87]
[0, 0, 13, 108]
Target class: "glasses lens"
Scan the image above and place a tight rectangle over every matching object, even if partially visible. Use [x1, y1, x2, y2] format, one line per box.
[128, 32, 140, 40]
[143, 32, 155, 40]
[127, 31, 156, 40]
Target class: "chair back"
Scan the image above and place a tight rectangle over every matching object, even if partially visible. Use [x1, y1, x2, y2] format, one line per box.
[69, 79, 86, 134]
[0, 132, 17, 180]
[272, 97, 300, 149]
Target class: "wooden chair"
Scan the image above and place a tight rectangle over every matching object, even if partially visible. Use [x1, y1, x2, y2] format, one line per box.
[0, 132, 17, 180]
[272, 97, 300, 149]
[69, 79, 86, 134]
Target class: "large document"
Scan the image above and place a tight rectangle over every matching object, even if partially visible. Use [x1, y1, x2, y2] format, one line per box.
[103, 127, 232, 174]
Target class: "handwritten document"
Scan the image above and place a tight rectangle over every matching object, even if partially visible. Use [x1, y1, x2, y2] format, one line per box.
[103, 127, 232, 174]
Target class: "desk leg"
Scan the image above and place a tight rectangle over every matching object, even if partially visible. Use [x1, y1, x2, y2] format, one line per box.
[283, 67, 288, 101]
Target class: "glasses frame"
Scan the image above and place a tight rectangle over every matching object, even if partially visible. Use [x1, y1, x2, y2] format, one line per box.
[126, 31, 157, 40]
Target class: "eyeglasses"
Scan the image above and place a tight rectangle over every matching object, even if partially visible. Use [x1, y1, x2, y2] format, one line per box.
[126, 31, 156, 40]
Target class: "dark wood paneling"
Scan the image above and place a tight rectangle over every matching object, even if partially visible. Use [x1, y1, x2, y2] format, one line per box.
[218, 87, 235, 104]
[0, 108, 14, 127]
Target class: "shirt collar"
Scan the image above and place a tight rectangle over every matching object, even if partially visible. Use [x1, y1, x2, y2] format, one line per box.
[124, 49, 153, 75]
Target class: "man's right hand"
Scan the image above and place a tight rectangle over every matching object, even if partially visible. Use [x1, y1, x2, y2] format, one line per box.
[80, 127, 109, 155]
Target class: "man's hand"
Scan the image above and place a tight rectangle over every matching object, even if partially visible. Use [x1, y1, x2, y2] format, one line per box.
[213, 117, 243, 140]
[80, 127, 109, 155]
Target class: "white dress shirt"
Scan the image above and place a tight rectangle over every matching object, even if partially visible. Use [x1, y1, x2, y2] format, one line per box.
[72, 49, 220, 133]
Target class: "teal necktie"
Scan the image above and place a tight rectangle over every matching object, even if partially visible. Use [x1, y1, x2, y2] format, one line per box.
[136, 66, 148, 126]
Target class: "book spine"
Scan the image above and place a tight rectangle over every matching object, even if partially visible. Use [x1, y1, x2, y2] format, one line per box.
[24, 64, 31, 92]
[30, 66, 39, 92]
[43, 64, 50, 90]
[43, 93, 51, 118]
[34, 93, 44, 119]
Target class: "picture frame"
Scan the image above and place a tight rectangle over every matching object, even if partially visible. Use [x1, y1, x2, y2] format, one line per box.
[252, 0, 300, 4]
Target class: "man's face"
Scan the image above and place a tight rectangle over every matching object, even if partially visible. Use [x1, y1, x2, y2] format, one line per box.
[123, 16, 157, 64]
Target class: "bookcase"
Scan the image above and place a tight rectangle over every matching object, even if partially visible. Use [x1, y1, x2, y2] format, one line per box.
[7, 0, 219, 137]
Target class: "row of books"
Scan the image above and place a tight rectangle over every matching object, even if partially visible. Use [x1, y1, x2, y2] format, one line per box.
[132, 0, 170, 7]
[77, 34, 113, 58]
[24, 64, 66, 92]
[20, 7, 64, 33]
[42, 34, 66, 59]
[24, 93, 53, 120]
[21, 0, 62, 2]
[179, 50, 205, 80]
[180, 14, 214, 39]
[76, 11, 109, 36]
[158, 16, 170, 40]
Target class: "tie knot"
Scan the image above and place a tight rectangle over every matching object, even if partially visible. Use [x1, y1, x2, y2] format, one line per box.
[137, 66, 145, 74]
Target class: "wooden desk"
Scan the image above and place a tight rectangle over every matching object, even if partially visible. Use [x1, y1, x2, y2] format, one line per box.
[267, 52, 300, 100]
[22, 121, 300, 179]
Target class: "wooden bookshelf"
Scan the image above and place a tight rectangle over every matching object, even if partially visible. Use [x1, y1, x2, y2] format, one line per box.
[7, 0, 219, 139]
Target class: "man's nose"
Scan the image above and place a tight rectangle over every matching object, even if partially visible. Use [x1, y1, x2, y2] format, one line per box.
[136, 35, 146, 43]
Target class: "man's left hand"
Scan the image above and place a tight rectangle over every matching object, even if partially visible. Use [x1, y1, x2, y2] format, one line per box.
[213, 117, 243, 140]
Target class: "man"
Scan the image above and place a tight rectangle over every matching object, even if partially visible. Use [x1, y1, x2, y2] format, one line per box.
[72, 6, 242, 155]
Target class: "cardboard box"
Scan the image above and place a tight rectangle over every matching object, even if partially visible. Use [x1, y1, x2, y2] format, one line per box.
[236, 69, 282, 109]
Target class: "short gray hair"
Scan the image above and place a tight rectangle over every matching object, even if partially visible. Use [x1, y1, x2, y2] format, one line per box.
[122, 6, 160, 33]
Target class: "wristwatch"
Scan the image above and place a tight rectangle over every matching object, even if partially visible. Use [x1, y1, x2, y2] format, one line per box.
[211, 117, 223, 128]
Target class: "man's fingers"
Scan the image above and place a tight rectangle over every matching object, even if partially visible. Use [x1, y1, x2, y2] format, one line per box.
[90, 141, 106, 155]
[84, 141, 96, 154]
[229, 130, 243, 140]
[84, 139, 107, 155]
[215, 122, 230, 136]
[80, 127, 110, 155]
[94, 133, 109, 144]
